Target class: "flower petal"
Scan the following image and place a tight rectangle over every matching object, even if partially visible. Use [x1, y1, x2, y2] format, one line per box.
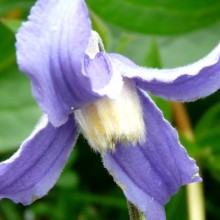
[16, 0, 98, 126]
[102, 90, 201, 220]
[83, 52, 123, 98]
[108, 42, 220, 101]
[0, 115, 78, 205]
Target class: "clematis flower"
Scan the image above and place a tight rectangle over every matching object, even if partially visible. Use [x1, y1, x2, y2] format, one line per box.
[1, 0, 220, 219]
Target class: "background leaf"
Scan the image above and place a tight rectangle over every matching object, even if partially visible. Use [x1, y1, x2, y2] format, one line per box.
[0, 18, 21, 33]
[0, 0, 34, 18]
[0, 22, 15, 72]
[87, 0, 220, 35]
[0, 66, 41, 152]
[195, 103, 220, 181]
[165, 188, 187, 220]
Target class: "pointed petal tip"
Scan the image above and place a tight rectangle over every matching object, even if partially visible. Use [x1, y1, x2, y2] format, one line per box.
[191, 171, 203, 183]
[102, 91, 201, 220]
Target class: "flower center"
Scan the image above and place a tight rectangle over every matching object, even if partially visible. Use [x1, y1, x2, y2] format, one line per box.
[74, 80, 146, 153]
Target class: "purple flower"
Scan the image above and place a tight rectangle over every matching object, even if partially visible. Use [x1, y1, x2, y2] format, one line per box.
[0, 0, 220, 219]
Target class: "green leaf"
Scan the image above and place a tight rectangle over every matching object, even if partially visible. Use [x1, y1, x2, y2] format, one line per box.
[0, 16, 40, 153]
[0, 200, 23, 220]
[87, 0, 220, 35]
[166, 187, 187, 220]
[143, 38, 172, 121]
[157, 21, 220, 68]
[0, 66, 41, 152]
[195, 103, 220, 181]
[0, 22, 16, 72]
[151, 96, 171, 122]
[195, 103, 220, 141]
[89, 10, 112, 50]
[0, 18, 21, 33]
[0, 0, 34, 17]
[115, 33, 135, 53]
[56, 171, 79, 189]
[144, 37, 161, 68]
[178, 134, 200, 158]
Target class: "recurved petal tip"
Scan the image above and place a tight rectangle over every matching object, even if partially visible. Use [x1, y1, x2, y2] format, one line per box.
[108, 43, 220, 102]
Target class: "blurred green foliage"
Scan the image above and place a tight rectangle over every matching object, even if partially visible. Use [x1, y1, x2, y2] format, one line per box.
[0, 0, 220, 219]
[87, 0, 220, 35]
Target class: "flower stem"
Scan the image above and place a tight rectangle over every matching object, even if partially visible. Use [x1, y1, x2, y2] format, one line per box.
[186, 182, 205, 220]
[127, 201, 146, 220]
[171, 102, 205, 220]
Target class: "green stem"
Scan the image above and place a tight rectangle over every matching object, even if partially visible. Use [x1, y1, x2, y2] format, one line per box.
[127, 201, 146, 220]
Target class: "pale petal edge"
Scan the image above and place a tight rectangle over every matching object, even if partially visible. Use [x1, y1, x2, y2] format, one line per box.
[0, 115, 78, 205]
[108, 43, 220, 101]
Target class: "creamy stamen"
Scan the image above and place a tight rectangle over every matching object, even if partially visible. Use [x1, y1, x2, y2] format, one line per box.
[74, 80, 146, 153]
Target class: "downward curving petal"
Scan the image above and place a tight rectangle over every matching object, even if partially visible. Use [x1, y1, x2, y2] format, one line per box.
[0, 115, 78, 205]
[16, 0, 99, 126]
[108, 42, 220, 102]
[102, 90, 201, 220]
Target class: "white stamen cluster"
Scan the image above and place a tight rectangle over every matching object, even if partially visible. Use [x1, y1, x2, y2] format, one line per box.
[74, 80, 146, 153]
[74, 31, 146, 153]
